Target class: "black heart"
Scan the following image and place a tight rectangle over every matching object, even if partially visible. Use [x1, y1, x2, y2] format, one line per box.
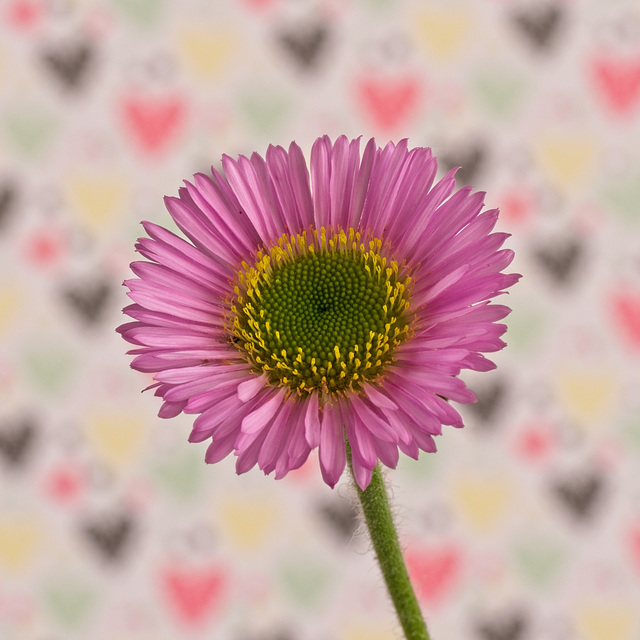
[277, 23, 330, 71]
[62, 279, 112, 325]
[317, 499, 360, 542]
[0, 418, 37, 468]
[82, 513, 134, 562]
[476, 610, 529, 640]
[552, 471, 604, 520]
[0, 181, 18, 230]
[511, 5, 565, 51]
[465, 380, 506, 424]
[41, 40, 95, 90]
[440, 142, 488, 186]
[533, 238, 583, 285]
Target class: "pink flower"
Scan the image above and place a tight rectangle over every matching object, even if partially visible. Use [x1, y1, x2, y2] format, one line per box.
[118, 136, 519, 489]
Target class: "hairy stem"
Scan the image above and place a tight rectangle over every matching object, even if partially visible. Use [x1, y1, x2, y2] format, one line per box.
[346, 442, 431, 640]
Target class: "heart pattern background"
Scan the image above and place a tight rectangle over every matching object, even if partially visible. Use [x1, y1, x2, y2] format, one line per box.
[1, 1, 640, 639]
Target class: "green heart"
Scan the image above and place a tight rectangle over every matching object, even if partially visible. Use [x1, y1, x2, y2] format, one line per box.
[22, 342, 77, 396]
[363, 0, 394, 7]
[279, 559, 331, 608]
[622, 419, 640, 454]
[152, 447, 203, 500]
[42, 580, 96, 628]
[397, 448, 439, 479]
[474, 70, 526, 120]
[601, 174, 640, 222]
[505, 305, 544, 353]
[239, 90, 290, 135]
[110, 0, 165, 26]
[513, 538, 565, 588]
[2, 108, 57, 159]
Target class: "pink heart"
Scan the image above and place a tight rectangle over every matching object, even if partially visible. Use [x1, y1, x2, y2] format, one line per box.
[406, 544, 462, 605]
[120, 95, 186, 155]
[611, 292, 640, 348]
[590, 56, 640, 115]
[160, 565, 226, 626]
[356, 76, 421, 131]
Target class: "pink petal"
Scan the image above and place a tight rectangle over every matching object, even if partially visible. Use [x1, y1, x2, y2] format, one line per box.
[364, 384, 398, 411]
[240, 388, 287, 435]
[347, 137, 376, 229]
[349, 395, 398, 443]
[205, 431, 237, 464]
[221, 153, 283, 244]
[159, 400, 185, 419]
[346, 415, 377, 468]
[375, 439, 400, 469]
[318, 402, 346, 489]
[284, 141, 315, 229]
[350, 457, 373, 491]
[393, 167, 458, 259]
[161, 367, 250, 401]
[187, 173, 260, 257]
[237, 373, 268, 402]
[264, 144, 306, 232]
[304, 392, 321, 448]
[155, 362, 250, 385]
[235, 427, 270, 475]
[310, 136, 332, 228]
[138, 221, 231, 287]
[413, 264, 471, 308]
[258, 401, 294, 473]
[189, 391, 249, 442]
[164, 194, 238, 266]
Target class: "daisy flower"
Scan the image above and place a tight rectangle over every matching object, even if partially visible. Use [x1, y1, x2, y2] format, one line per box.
[118, 136, 519, 490]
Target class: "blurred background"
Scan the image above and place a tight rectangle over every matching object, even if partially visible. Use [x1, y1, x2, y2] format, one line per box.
[1, 0, 640, 639]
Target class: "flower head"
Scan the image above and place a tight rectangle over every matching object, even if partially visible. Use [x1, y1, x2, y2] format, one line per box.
[118, 136, 519, 489]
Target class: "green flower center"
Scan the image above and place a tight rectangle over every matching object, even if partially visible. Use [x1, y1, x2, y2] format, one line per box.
[229, 227, 413, 396]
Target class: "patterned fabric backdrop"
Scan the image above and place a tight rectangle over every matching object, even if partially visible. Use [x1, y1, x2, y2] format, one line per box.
[1, 0, 640, 639]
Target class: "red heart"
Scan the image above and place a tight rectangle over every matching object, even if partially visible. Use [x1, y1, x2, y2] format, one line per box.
[24, 229, 64, 267]
[499, 188, 534, 225]
[406, 544, 462, 605]
[356, 76, 421, 131]
[43, 465, 84, 503]
[6, 1, 41, 29]
[590, 56, 640, 115]
[514, 423, 554, 462]
[242, 0, 275, 7]
[160, 565, 226, 627]
[611, 292, 640, 348]
[120, 95, 186, 155]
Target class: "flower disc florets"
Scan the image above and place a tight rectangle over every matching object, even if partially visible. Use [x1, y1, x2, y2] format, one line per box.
[230, 227, 413, 396]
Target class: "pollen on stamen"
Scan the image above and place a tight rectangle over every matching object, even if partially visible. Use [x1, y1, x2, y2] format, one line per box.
[228, 226, 414, 397]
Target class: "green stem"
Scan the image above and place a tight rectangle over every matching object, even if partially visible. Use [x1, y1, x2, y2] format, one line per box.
[346, 441, 431, 640]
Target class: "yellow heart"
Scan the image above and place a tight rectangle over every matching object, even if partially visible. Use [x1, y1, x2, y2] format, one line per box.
[556, 369, 616, 427]
[0, 516, 42, 573]
[64, 173, 127, 233]
[535, 134, 597, 187]
[217, 494, 279, 552]
[452, 473, 513, 532]
[177, 26, 235, 79]
[85, 410, 147, 469]
[344, 627, 396, 640]
[413, 8, 472, 60]
[0, 282, 21, 334]
[575, 603, 636, 640]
